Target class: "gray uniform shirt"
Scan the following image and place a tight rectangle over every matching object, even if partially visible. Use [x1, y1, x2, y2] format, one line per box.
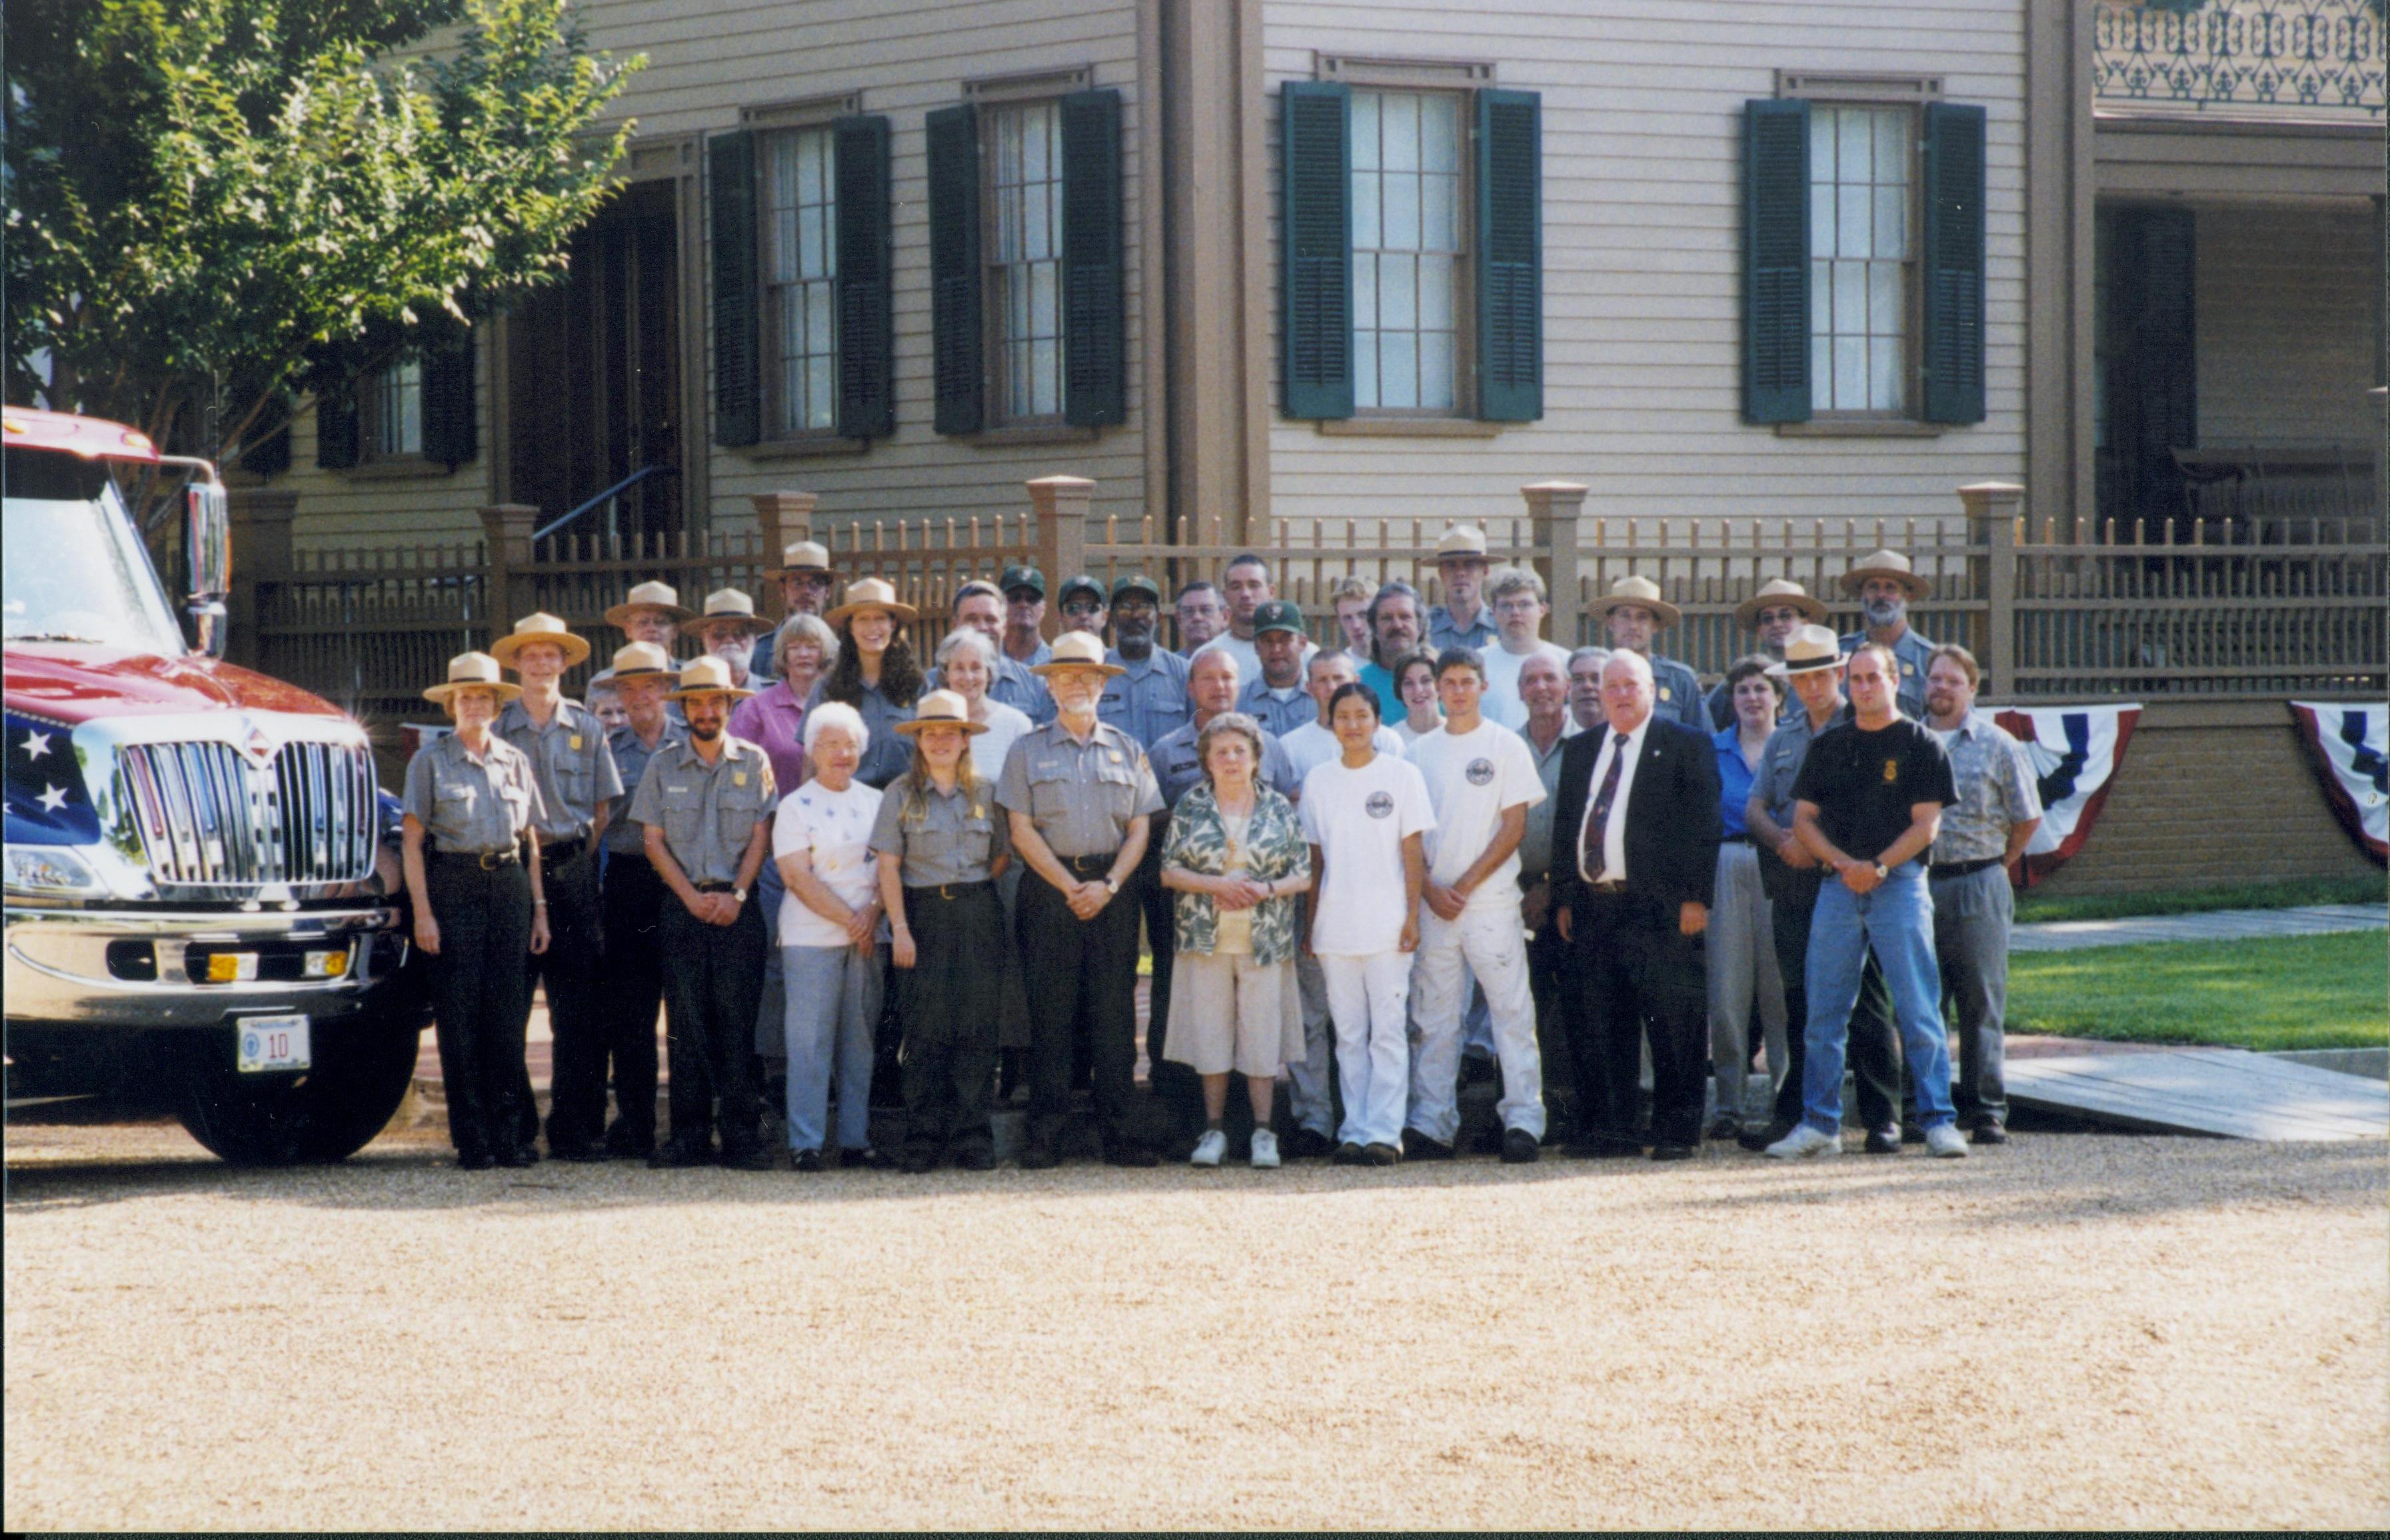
[1150, 719, 1300, 809]
[1515, 720, 1572, 882]
[994, 718, 1165, 860]
[1751, 702, 1853, 833]
[1428, 604, 1497, 653]
[1236, 676, 1313, 739]
[403, 731, 545, 854]
[626, 735, 778, 885]
[931, 653, 1056, 726]
[868, 773, 1014, 887]
[1839, 624, 1937, 718]
[1929, 710, 2043, 864]
[1648, 653, 1708, 731]
[605, 718, 686, 857]
[1097, 646, 1193, 750]
[496, 696, 622, 842]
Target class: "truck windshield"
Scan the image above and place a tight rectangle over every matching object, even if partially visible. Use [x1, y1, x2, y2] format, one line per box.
[3, 446, 189, 656]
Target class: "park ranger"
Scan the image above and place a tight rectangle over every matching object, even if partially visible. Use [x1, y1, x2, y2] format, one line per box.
[492, 612, 622, 1161]
[997, 630, 1166, 1169]
[629, 654, 779, 1171]
[1838, 550, 1937, 718]
[749, 539, 836, 683]
[595, 640, 682, 1159]
[1589, 574, 1707, 732]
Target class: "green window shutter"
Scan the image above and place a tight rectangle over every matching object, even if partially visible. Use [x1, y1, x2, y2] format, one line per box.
[1921, 100, 1988, 426]
[313, 384, 359, 470]
[241, 408, 291, 477]
[1279, 80, 1352, 420]
[708, 129, 761, 448]
[1474, 88, 1542, 423]
[834, 114, 895, 439]
[927, 103, 984, 436]
[421, 325, 477, 468]
[1061, 88, 1126, 428]
[1742, 98, 1811, 425]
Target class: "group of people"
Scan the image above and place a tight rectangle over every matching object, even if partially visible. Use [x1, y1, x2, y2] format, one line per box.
[399, 524, 2043, 1174]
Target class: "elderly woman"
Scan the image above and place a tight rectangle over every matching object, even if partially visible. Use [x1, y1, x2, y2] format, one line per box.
[871, 690, 1013, 1173]
[1707, 654, 1792, 1142]
[773, 702, 888, 1171]
[401, 652, 553, 1169]
[1390, 646, 1443, 748]
[1160, 712, 1312, 1168]
[808, 577, 923, 790]
[934, 627, 1033, 780]
[735, 610, 842, 1100]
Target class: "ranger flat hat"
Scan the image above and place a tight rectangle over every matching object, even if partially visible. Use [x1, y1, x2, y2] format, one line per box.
[1434, 523, 1490, 560]
[823, 575, 920, 626]
[665, 654, 756, 702]
[603, 580, 694, 629]
[692, 588, 774, 636]
[1766, 624, 1848, 678]
[1588, 574, 1683, 629]
[605, 640, 676, 680]
[764, 539, 834, 578]
[1840, 548, 1933, 600]
[1030, 630, 1126, 678]
[1251, 598, 1305, 638]
[423, 650, 523, 706]
[489, 611, 592, 670]
[1734, 578, 1829, 630]
[892, 688, 990, 737]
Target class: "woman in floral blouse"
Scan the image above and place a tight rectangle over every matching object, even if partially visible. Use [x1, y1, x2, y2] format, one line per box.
[1160, 712, 1314, 1169]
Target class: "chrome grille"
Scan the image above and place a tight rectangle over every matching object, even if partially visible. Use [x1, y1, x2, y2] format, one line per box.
[115, 738, 377, 890]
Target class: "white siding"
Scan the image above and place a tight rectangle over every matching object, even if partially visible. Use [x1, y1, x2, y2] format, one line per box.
[1260, 0, 2031, 540]
[2195, 201, 2383, 451]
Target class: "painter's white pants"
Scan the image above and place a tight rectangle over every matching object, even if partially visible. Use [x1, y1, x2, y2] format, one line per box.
[1407, 904, 1546, 1142]
[1319, 952, 1413, 1149]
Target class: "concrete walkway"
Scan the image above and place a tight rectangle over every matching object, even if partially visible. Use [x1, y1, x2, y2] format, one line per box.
[2010, 902, 2387, 953]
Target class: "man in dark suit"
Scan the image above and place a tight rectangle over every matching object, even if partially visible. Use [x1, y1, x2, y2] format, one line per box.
[1550, 651, 1722, 1161]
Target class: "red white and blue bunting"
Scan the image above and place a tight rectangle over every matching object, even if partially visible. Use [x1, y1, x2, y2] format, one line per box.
[2290, 701, 2388, 864]
[1991, 704, 2143, 887]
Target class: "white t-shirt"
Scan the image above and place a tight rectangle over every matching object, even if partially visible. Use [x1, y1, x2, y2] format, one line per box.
[1299, 752, 1436, 956]
[1193, 630, 1319, 690]
[1408, 719, 1548, 913]
[1394, 716, 1441, 749]
[1280, 720, 1406, 785]
[772, 778, 884, 948]
[1480, 640, 1572, 731]
[969, 700, 1033, 782]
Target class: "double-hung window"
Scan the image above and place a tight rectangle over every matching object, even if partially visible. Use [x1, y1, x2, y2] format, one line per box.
[1809, 105, 1913, 416]
[364, 358, 425, 460]
[1350, 89, 1467, 414]
[760, 125, 839, 437]
[984, 99, 1066, 424]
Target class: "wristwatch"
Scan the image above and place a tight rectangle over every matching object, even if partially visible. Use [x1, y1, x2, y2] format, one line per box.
[731, 886, 748, 904]
[1871, 864, 1888, 881]
[1104, 877, 1121, 896]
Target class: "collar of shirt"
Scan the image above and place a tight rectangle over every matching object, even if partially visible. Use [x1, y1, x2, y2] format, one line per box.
[498, 696, 589, 738]
[1933, 707, 1993, 741]
[1598, 714, 1653, 767]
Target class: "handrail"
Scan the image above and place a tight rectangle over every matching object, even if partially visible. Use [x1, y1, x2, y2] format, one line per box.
[534, 464, 679, 541]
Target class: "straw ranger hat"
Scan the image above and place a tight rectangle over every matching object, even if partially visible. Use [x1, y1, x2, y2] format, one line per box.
[892, 688, 990, 737]
[1030, 630, 1126, 678]
[1734, 578, 1829, 630]
[1588, 574, 1684, 629]
[824, 575, 920, 626]
[764, 540, 833, 579]
[666, 654, 755, 702]
[604, 580, 694, 629]
[692, 588, 774, 636]
[1766, 624, 1849, 678]
[1434, 523, 1490, 560]
[1839, 549, 1933, 601]
[605, 640, 676, 680]
[423, 651, 523, 706]
[489, 611, 591, 670]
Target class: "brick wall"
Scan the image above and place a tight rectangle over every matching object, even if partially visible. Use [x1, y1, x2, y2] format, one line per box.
[2027, 700, 2385, 897]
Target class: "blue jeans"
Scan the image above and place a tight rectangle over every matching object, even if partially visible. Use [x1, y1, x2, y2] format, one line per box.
[781, 943, 883, 1152]
[1800, 864, 1955, 1134]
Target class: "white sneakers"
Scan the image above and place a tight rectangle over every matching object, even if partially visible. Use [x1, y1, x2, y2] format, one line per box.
[1765, 1124, 1843, 1160]
[1190, 1130, 1228, 1167]
[1925, 1124, 1971, 1159]
[1248, 1128, 1280, 1169]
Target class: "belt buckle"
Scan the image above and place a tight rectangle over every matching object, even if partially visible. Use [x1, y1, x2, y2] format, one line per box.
[937, 882, 955, 900]
[478, 849, 505, 870]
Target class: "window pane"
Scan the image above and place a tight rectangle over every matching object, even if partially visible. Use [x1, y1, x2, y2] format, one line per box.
[1867, 262, 1901, 335]
[1811, 335, 1832, 404]
[1381, 252, 1417, 330]
[1873, 185, 1906, 261]
[1874, 109, 1908, 190]
[395, 361, 421, 455]
[1352, 169, 1381, 249]
[1422, 95, 1460, 173]
[1024, 183, 1052, 261]
[1811, 181, 1836, 261]
[1809, 109, 1835, 193]
[1833, 335, 1865, 406]
[1022, 107, 1048, 183]
[1837, 185, 1871, 259]
[1381, 331, 1418, 408]
[797, 136, 824, 205]
[799, 205, 824, 278]
[809, 282, 835, 355]
[1384, 171, 1420, 251]
[1422, 172, 1458, 252]
[1418, 253, 1454, 331]
[1811, 259, 1832, 332]
[1836, 107, 1870, 183]
[1869, 337, 1901, 410]
[1384, 92, 1419, 171]
[1833, 260, 1865, 339]
[1420, 330, 1455, 412]
[1354, 329, 1380, 408]
[1352, 91, 1380, 171]
[1353, 251, 1378, 329]
[1030, 261, 1058, 339]
[1030, 339, 1060, 415]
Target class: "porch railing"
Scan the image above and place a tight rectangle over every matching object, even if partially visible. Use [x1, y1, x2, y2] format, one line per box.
[2094, 0, 2388, 120]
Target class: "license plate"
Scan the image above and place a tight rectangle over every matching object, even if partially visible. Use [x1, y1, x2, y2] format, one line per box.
[237, 1015, 311, 1074]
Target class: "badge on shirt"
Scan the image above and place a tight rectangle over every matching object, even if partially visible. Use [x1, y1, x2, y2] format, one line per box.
[569, 734, 583, 752]
[1108, 751, 1123, 764]
[734, 770, 749, 787]
[1884, 759, 1899, 783]
[1659, 686, 1672, 700]
[1901, 663, 1914, 676]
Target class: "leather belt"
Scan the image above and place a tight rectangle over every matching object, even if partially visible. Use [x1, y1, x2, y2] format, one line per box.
[435, 847, 520, 869]
[1722, 834, 1756, 846]
[1930, 857, 2002, 879]
[540, 836, 589, 866]
[1580, 879, 1630, 896]
[915, 880, 995, 901]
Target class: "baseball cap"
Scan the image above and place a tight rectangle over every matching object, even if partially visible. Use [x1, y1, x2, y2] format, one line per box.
[999, 564, 1047, 599]
[1252, 599, 1305, 638]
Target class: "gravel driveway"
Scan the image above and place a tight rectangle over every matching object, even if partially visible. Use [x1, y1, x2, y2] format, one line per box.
[7, 1115, 2383, 1530]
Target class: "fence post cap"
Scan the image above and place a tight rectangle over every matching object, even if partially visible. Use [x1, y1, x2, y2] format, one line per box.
[1024, 474, 1097, 492]
[1957, 480, 2025, 498]
[1520, 481, 1590, 495]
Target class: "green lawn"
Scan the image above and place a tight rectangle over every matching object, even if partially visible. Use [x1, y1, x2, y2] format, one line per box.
[2007, 929, 2389, 1052]
[2013, 874, 2384, 926]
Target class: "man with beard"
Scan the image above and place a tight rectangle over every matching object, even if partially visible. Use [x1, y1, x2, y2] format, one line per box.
[1195, 553, 1318, 684]
[1837, 550, 1936, 718]
[1708, 579, 1825, 728]
[1357, 580, 1426, 722]
[690, 588, 774, 689]
[1236, 600, 1316, 738]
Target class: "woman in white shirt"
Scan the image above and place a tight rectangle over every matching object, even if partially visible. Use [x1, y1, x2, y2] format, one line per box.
[1300, 682, 1434, 1165]
[934, 628, 1032, 781]
[774, 702, 888, 1171]
[1390, 648, 1443, 747]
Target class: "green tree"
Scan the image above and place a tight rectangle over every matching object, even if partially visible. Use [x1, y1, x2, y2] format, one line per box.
[5, 0, 640, 523]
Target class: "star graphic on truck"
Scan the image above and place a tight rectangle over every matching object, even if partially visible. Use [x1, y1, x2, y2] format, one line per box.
[37, 784, 71, 812]
[20, 730, 51, 760]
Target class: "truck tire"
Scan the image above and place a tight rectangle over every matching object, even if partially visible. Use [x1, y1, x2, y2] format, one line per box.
[172, 1012, 424, 1165]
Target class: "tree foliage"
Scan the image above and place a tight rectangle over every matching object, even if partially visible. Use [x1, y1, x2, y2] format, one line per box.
[5, 0, 640, 512]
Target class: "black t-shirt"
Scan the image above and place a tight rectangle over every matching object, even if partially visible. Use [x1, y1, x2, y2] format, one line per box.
[1790, 716, 1956, 864]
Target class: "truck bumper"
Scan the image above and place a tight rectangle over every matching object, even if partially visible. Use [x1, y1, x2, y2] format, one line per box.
[3, 903, 407, 1030]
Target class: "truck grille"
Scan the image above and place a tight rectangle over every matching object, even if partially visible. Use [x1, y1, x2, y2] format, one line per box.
[114, 739, 377, 890]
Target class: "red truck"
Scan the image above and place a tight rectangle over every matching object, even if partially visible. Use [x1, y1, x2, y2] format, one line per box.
[5, 404, 428, 1162]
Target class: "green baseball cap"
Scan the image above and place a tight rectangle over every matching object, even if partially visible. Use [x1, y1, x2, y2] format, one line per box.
[998, 564, 1046, 598]
[1109, 573, 1162, 605]
[1252, 598, 1305, 637]
[1056, 574, 1107, 608]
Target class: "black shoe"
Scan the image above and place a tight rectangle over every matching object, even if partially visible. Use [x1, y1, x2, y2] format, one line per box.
[840, 1146, 890, 1171]
[954, 1146, 998, 1172]
[1500, 1128, 1540, 1165]
[456, 1150, 496, 1171]
[1331, 1141, 1368, 1166]
[791, 1148, 824, 1173]
[1282, 1128, 1335, 1161]
[898, 1148, 939, 1175]
[1401, 1128, 1455, 1162]
[1568, 1134, 1642, 1159]
[496, 1144, 539, 1169]
[1650, 1142, 1696, 1162]
[1901, 1122, 1926, 1146]
[1459, 1053, 1499, 1088]
[648, 1140, 712, 1169]
[1971, 1122, 2009, 1146]
[1105, 1144, 1160, 1169]
[549, 1140, 607, 1163]
[1863, 1126, 1902, 1155]
[720, 1146, 776, 1172]
[1704, 1116, 1742, 1144]
[1018, 1143, 1060, 1171]
[1738, 1122, 1790, 1153]
[1361, 1142, 1402, 1166]
[604, 1128, 655, 1161]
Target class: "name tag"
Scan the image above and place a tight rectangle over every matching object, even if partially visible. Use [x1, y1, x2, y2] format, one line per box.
[665, 784, 690, 794]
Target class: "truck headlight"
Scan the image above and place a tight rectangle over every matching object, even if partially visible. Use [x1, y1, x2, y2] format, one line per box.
[5, 844, 107, 900]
